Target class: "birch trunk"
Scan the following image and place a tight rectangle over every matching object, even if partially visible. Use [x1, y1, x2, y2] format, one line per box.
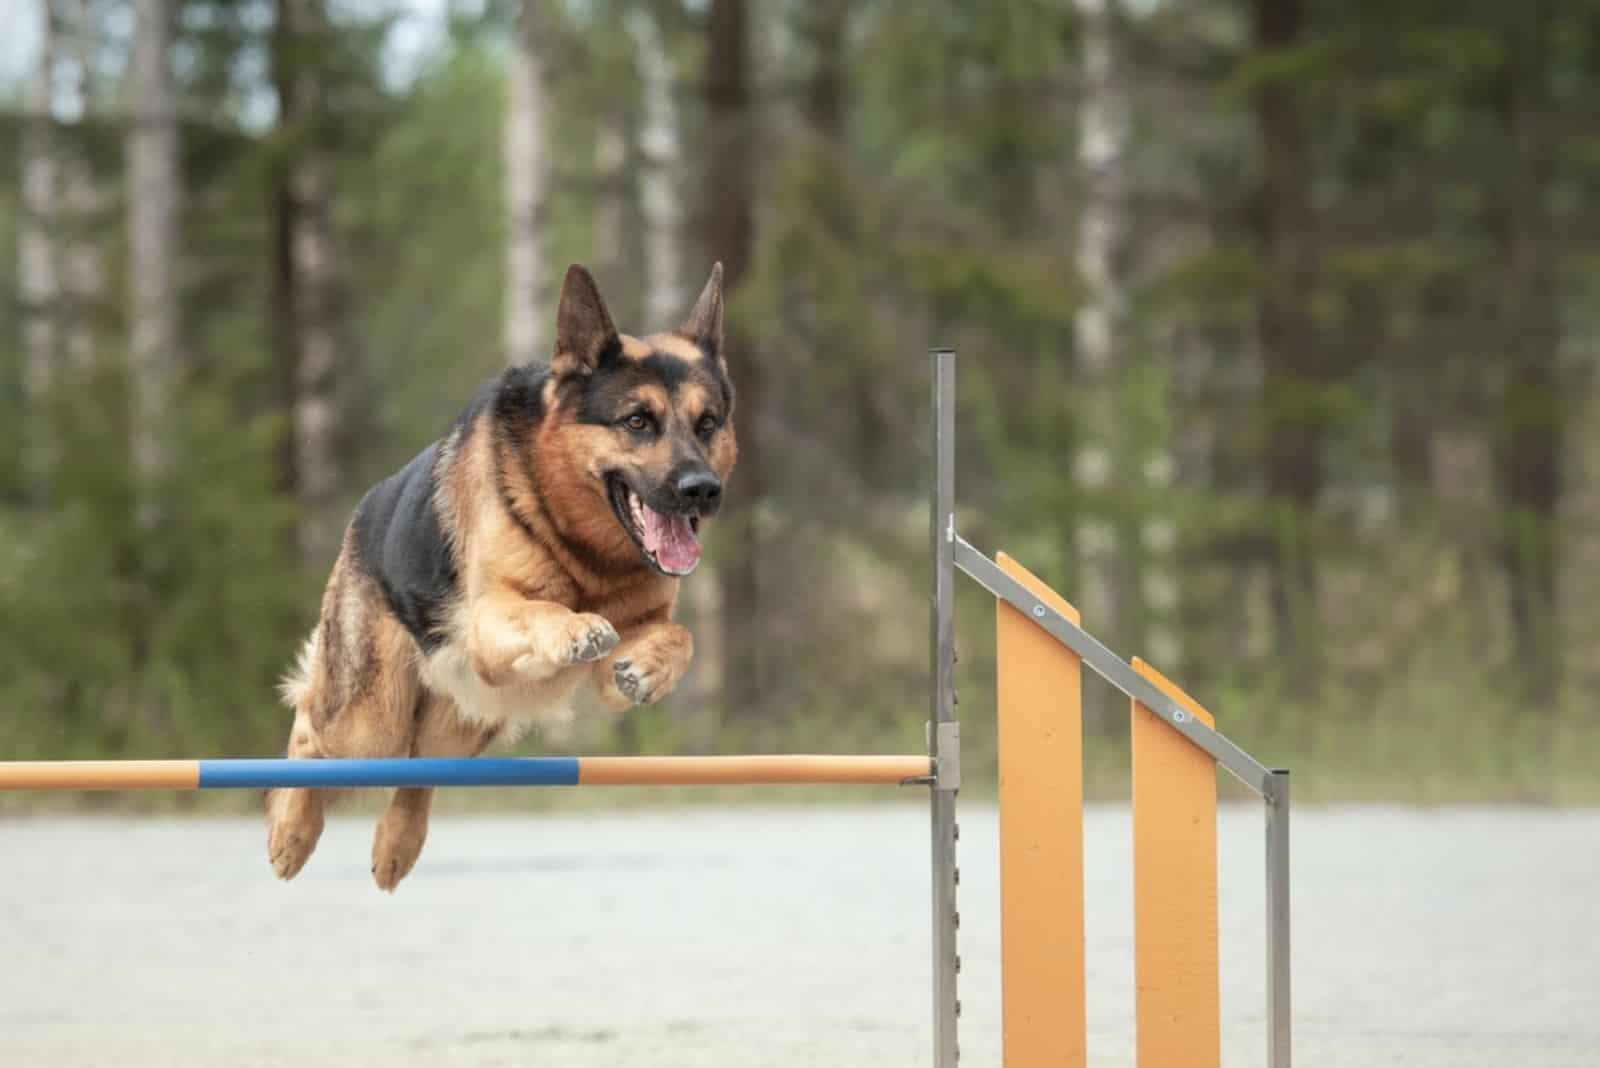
[57, 0, 107, 376]
[630, 10, 722, 724]
[591, 113, 626, 289]
[504, 0, 550, 366]
[128, 0, 181, 508]
[1072, 0, 1135, 670]
[630, 10, 684, 329]
[20, 0, 60, 455]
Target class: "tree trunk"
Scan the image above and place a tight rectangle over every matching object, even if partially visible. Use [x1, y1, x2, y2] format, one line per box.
[1254, 0, 1321, 668]
[631, 9, 685, 329]
[1494, 2, 1561, 699]
[19, 0, 60, 494]
[625, 9, 726, 732]
[504, 0, 550, 366]
[801, 0, 848, 135]
[1072, 0, 1132, 690]
[1389, 376, 1434, 496]
[702, 0, 762, 729]
[128, 0, 181, 517]
[592, 112, 627, 289]
[57, 0, 108, 377]
[275, 0, 341, 566]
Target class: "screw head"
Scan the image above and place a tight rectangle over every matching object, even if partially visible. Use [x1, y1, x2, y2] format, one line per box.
[1031, 604, 1045, 618]
[1173, 710, 1189, 723]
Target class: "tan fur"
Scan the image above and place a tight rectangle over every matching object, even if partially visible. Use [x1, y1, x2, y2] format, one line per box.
[268, 264, 735, 891]
[642, 332, 706, 363]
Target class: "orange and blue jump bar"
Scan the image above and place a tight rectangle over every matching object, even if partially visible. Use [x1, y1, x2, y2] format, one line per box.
[0, 754, 934, 792]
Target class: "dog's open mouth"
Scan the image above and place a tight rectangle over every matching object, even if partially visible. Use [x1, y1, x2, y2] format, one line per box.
[607, 476, 703, 577]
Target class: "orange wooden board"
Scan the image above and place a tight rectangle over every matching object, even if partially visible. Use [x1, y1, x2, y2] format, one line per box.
[996, 552, 1086, 1068]
[1130, 658, 1220, 1068]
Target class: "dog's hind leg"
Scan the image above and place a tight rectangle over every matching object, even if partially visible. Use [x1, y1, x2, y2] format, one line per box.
[269, 661, 421, 880]
[371, 695, 497, 892]
[266, 713, 330, 880]
[270, 561, 421, 881]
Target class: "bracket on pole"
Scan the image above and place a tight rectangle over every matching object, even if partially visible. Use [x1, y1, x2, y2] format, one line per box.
[932, 722, 961, 791]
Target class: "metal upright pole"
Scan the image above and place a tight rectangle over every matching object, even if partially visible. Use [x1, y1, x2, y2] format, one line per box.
[1266, 770, 1293, 1068]
[930, 348, 960, 1068]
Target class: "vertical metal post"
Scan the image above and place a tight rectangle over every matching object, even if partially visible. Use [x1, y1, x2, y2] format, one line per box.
[930, 348, 960, 1068]
[1266, 770, 1292, 1068]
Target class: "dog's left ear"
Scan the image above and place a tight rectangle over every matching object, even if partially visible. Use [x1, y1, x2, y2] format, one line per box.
[552, 264, 620, 379]
[679, 262, 725, 358]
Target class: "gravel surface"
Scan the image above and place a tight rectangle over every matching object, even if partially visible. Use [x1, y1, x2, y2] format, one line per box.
[3, 803, 1597, 1066]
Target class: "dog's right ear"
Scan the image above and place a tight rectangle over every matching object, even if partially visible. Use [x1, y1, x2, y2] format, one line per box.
[552, 264, 620, 379]
[679, 262, 725, 357]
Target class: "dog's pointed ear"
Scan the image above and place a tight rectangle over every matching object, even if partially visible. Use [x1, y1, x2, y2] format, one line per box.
[679, 262, 725, 356]
[552, 264, 620, 379]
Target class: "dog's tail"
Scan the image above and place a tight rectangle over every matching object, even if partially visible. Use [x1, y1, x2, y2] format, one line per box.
[278, 624, 322, 712]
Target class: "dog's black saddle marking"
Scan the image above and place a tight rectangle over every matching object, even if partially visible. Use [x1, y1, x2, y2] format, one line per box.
[351, 443, 458, 653]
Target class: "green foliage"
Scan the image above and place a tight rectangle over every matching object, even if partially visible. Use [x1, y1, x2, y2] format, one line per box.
[0, 365, 310, 760]
[347, 38, 509, 474]
[2, 0, 1599, 804]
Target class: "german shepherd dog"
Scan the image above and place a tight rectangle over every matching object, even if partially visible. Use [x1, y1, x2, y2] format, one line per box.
[268, 263, 736, 890]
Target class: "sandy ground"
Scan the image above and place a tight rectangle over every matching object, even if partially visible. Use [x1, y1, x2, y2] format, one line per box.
[2, 803, 1597, 1067]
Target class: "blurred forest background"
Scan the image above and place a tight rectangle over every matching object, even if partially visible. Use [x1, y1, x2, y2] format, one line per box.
[2, 0, 1599, 802]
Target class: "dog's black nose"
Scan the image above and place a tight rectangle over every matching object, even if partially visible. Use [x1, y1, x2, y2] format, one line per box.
[675, 469, 722, 510]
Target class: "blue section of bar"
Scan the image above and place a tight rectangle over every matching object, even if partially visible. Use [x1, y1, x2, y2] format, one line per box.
[196, 757, 582, 789]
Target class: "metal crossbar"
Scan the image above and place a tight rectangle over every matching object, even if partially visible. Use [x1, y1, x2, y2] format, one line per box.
[952, 536, 1275, 798]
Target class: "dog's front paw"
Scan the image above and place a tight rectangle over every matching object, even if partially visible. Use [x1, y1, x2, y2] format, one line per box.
[503, 612, 619, 680]
[605, 625, 693, 708]
[561, 613, 620, 665]
[613, 657, 662, 705]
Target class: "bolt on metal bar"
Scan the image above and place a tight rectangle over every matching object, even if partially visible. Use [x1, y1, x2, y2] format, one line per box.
[929, 347, 960, 1068]
[1266, 771, 1292, 1068]
[952, 535, 1273, 797]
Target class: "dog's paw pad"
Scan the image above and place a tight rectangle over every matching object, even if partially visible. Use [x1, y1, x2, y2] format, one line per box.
[566, 615, 620, 664]
[613, 658, 661, 705]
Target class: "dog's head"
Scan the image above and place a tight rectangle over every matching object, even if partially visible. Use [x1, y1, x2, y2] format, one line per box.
[539, 263, 738, 578]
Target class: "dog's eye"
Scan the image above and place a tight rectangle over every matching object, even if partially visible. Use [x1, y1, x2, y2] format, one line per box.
[623, 412, 652, 433]
[697, 414, 719, 438]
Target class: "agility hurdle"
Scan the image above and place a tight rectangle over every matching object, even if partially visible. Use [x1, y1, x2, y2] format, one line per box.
[931, 349, 1291, 1068]
[0, 754, 932, 790]
[0, 350, 1290, 1068]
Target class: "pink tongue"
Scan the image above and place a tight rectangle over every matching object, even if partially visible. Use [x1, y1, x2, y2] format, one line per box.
[640, 505, 701, 574]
